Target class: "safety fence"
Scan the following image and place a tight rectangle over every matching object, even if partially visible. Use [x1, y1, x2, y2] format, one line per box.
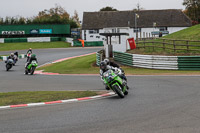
[136, 38, 200, 53]
[0, 54, 27, 61]
[113, 51, 200, 70]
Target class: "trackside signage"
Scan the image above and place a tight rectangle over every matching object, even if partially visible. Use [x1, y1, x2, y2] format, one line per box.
[39, 29, 52, 34]
[2, 31, 25, 35]
[30, 29, 39, 34]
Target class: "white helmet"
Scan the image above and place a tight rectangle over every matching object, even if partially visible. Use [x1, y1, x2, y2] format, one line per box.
[103, 58, 109, 65]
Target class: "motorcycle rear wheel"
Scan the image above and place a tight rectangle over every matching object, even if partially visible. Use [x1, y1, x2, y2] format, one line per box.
[30, 67, 36, 75]
[6, 64, 10, 71]
[113, 85, 125, 98]
[25, 69, 28, 75]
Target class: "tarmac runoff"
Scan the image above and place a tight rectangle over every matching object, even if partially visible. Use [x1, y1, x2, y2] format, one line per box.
[0, 52, 115, 110]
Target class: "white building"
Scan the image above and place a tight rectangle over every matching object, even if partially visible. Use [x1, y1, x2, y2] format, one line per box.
[81, 9, 192, 53]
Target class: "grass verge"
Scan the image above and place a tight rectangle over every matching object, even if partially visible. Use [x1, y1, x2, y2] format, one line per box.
[0, 91, 103, 106]
[37, 54, 200, 75]
[0, 42, 71, 51]
[37, 54, 99, 74]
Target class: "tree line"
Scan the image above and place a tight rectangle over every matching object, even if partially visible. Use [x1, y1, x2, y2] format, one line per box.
[0, 5, 80, 28]
[0, 1, 199, 27]
[183, 0, 200, 24]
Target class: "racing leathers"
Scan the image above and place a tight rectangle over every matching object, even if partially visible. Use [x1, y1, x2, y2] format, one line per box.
[100, 65, 127, 90]
[25, 56, 38, 68]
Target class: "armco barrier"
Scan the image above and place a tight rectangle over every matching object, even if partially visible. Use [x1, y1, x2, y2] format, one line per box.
[113, 51, 200, 70]
[0, 37, 68, 43]
[113, 52, 133, 66]
[4, 38, 27, 43]
[0, 54, 27, 61]
[73, 41, 103, 47]
[132, 54, 178, 70]
[96, 50, 104, 66]
[178, 56, 200, 70]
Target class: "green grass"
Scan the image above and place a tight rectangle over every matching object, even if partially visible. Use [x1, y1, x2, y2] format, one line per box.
[38, 54, 99, 74]
[37, 54, 200, 75]
[0, 91, 101, 106]
[128, 24, 200, 55]
[163, 24, 200, 40]
[0, 41, 71, 51]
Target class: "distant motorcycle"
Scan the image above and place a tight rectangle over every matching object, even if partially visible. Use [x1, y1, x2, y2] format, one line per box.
[5, 59, 14, 71]
[25, 60, 38, 75]
[102, 69, 128, 98]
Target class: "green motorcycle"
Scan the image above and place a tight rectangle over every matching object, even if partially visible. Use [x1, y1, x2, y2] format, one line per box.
[25, 60, 38, 75]
[102, 69, 128, 98]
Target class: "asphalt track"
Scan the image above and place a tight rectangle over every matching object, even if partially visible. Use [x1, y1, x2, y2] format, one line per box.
[0, 47, 200, 133]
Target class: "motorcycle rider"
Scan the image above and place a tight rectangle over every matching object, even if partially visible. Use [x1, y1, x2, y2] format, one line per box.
[6, 53, 15, 62]
[13, 52, 18, 64]
[14, 52, 18, 57]
[100, 61, 128, 90]
[25, 54, 38, 69]
[103, 58, 127, 81]
[104, 58, 120, 68]
[26, 48, 32, 61]
[27, 48, 32, 54]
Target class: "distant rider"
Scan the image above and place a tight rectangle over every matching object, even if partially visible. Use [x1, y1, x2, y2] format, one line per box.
[27, 48, 32, 54]
[26, 48, 32, 61]
[25, 54, 38, 69]
[6, 53, 15, 61]
[14, 52, 18, 57]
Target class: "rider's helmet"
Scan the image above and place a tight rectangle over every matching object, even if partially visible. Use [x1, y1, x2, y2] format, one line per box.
[103, 58, 110, 65]
[100, 61, 107, 71]
[11, 53, 14, 57]
[31, 54, 36, 58]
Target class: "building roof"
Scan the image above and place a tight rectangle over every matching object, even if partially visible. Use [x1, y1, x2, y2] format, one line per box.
[82, 9, 192, 30]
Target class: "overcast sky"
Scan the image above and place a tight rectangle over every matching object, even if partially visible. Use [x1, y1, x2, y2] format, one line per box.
[0, 0, 185, 21]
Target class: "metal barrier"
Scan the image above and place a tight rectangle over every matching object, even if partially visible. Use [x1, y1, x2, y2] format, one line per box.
[113, 52, 133, 66]
[0, 54, 27, 61]
[178, 56, 200, 70]
[73, 41, 103, 47]
[96, 50, 104, 66]
[113, 51, 200, 70]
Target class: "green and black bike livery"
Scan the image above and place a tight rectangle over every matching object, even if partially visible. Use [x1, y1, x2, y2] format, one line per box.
[102, 69, 128, 98]
[25, 60, 38, 75]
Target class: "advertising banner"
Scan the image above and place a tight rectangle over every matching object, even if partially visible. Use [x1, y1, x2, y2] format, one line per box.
[39, 29, 52, 34]
[0, 38, 4, 43]
[2, 31, 25, 35]
[28, 37, 51, 42]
